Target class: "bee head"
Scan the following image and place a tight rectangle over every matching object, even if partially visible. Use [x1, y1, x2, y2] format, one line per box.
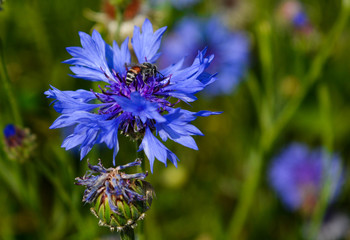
[143, 62, 153, 68]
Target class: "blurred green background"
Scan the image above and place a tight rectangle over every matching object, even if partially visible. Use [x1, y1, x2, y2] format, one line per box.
[1, 0, 350, 239]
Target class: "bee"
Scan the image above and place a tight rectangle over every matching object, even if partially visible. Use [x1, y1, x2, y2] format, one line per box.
[125, 62, 161, 85]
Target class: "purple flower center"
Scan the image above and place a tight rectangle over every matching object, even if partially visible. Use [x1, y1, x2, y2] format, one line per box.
[92, 64, 174, 139]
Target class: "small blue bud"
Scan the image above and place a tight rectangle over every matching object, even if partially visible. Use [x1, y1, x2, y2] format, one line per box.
[2, 124, 36, 162]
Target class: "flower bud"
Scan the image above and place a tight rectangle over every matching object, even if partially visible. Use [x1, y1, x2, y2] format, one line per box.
[75, 159, 154, 231]
[3, 124, 36, 162]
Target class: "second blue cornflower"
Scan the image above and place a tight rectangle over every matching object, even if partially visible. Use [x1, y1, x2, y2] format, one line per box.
[269, 143, 344, 215]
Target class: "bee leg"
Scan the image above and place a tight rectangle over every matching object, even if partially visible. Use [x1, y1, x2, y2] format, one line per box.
[142, 74, 150, 87]
[159, 72, 165, 79]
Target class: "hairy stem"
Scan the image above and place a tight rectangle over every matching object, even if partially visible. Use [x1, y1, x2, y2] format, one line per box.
[120, 226, 135, 240]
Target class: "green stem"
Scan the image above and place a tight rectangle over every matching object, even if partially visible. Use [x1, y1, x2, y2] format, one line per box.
[317, 84, 333, 151]
[308, 155, 334, 240]
[120, 226, 135, 240]
[256, 21, 274, 119]
[246, 73, 263, 130]
[0, 38, 22, 126]
[227, 148, 264, 239]
[135, 139, 146, 240]
[307, 85, 334, 239]
[135, 139, 146, 172]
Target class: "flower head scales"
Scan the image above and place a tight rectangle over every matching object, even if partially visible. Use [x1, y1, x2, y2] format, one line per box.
[75, 159, 154, 231]
[45, 19, 220, 172]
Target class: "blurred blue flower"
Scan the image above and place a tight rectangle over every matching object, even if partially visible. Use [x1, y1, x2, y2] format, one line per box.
[293, 11, 309, 28]
[278, 0, 313, 34]
[159, 17, 250, 96]
[3, 124, 16, 140]
[3, 124, 36, 161]
[45, 19, 220, 172]
[269, 143, 344, 214]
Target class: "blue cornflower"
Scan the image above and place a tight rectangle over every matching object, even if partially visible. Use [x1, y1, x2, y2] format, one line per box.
[269, 143, 344, 214]
[158, 17, 250, 96]
[45, 19, 219, 172]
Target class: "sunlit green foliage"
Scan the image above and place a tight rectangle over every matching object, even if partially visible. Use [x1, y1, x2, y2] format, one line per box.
[1, 0, 350, 239]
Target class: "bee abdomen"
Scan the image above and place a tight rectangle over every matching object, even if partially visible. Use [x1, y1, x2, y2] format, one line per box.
[126, 71, 137, 85]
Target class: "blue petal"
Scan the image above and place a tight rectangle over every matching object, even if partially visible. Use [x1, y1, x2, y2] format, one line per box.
[113, 37, 131, 75]
[160, 57, 185, 76]
[99, 117, 123, 165]
[171, 135, 198, 150]
[58, 114, 123, 161]
[197, 72, 217, 86]
[45, 85, 96, 102]
[61, 124, 100, 159]
[138, 128, 179, 172]
[156, 108, 204, 149]
[79, 128, 99, 159]
[68, 66, 113, 82]
[194, 110, 223, 117]
[132, 18, 167, 64]
[162, 49, 215, 102]
[61, 127, 89, 150]
[113, 92, 166, 123]
[50, 111, 109, 129]
[45, 85, 103, 114]
[63, 30, 114, 83]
